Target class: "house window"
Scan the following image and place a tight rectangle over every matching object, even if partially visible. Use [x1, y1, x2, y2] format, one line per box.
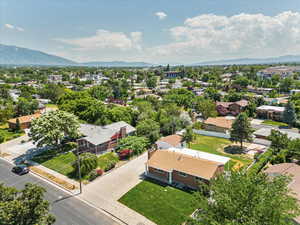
[195, 176, 203, 182]
[178, 172, 187, 177]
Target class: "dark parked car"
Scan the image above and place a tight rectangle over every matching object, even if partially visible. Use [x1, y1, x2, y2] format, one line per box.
[12, 164, 29, 175]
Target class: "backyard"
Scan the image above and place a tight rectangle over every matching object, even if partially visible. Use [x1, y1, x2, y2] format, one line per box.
[189, 135, 253, 168]
[119, 179, 196, 225]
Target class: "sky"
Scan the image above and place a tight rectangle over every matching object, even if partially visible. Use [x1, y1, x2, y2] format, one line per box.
[1, 0, 300, 64]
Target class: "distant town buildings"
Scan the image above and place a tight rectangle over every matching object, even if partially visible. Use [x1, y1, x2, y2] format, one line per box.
[257, 66, 300, 79]
[164, 71, 184, 79]
[256, 105, 285, 121]
[48, 74, 63, 83]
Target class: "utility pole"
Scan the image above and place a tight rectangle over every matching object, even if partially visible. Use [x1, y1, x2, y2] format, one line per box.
[76, 147, 82, 194]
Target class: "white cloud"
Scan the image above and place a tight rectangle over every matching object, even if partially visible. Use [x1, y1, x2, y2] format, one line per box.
[4, 24, 14, 29]
[147, 11, 300, 63]
[4, 23, 24, 31]
[55, 29, 142, 51]
[155, 12, 167, 20]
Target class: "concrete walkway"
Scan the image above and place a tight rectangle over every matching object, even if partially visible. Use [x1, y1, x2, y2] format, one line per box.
[80, 153, 156, 225]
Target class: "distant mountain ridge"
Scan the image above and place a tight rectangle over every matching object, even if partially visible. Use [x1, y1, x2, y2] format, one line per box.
[192, 55, 300, 66]
[2, 43, 300, 67]
[0, 44, 77, 66]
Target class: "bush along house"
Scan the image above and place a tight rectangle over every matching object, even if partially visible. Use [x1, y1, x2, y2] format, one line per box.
[77, 121, 136, 154]
[145, 147, 230, 189]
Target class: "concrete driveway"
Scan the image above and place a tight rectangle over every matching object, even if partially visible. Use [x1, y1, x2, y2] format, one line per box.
[80, 152, 156, 225]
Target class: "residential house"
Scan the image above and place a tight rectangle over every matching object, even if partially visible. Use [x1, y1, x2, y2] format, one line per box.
[155, 134, 185, 149]
[8, 113, 41, 130]
[203, 117, 233, 134]
[48, 75, 63, 83]
[216, 100, 248, 116]
[77, 121, 136, 154]
[247, 86, 274, 95]
[145, 147, 230, 189]
[256, 105, 285, 121]
[254, 128, 300, 140]
[164, 71, 184, 79]
[265, 163, 300, 224]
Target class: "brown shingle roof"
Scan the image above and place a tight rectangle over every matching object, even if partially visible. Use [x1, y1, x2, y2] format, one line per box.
[204, 117, 233, 129]
[8, 113, 41, 124]
[265, 163, 300, 223]
[147, 150, 222, 180]
[157, 134, 183, 147]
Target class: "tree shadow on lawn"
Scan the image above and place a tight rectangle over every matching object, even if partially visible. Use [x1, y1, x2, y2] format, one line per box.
[224, 145, 245, 155]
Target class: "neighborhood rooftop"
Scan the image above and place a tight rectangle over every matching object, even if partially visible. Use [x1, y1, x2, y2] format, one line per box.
[168, 147, 230, 164]
[79, 121, 136, 145]
[256, 105, 285, 112]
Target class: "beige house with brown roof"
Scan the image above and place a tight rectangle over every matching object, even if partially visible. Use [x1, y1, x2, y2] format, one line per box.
[145, 148, 230, 189]
[8, 113, 41, 130]
[265, 163, 300, 224]
[203, 117, 233, 134]
[155, 134, 185, 149]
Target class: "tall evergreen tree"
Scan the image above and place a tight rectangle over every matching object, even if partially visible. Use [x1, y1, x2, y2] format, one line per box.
[283, 101, 297, 127]
[230, 112, 254, 149]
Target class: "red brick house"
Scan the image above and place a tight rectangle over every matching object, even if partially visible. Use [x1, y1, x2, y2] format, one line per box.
[216, 100, 248, 116]
[77, 121, 136, 154]
[145, 148, 230, 189]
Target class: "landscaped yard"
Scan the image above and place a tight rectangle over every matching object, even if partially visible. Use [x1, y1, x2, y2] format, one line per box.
[189, 135, 252, 167]
[119, 179, 196, 225]
[0, 123, 24, 142]
[45, 104, 58, 109]
[262, 120, 288, 127]
[32, 150, 76, 177]
[32, 150, 120, 180]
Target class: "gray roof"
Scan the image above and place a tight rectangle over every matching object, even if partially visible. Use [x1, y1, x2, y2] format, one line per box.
[254, 128, 300, 140]
[79, 121, 136, 145]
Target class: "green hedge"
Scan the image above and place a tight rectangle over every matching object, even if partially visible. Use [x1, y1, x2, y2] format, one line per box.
[98, 152, 119, 171]
[248, 149, 273, 175]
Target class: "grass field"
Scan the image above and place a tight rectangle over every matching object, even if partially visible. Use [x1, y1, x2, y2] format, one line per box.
[0, 123, 24, 142]
[189, 135, 252, 165]
[32, 150, 76, 177]
[119, 180, 196, 225]
[262, 120, 288, 127]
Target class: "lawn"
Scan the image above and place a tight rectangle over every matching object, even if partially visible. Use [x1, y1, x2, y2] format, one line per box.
[0, 124, 24, 142]
[45, 104, 58, 109]
[119, 180, 196, 225]
[262, 120, 288, 127]
[189, 135, 252, 166]
[32, 150, 76, 178]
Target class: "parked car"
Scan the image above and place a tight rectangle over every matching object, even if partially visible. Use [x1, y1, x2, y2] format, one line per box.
[11, 164, 29, 175]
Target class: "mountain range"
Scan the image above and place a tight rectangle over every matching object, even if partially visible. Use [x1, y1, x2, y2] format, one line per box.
[1, 43, 300, 67]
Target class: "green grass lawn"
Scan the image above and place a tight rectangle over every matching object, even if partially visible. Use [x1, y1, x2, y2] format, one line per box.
[119, 180, 196, 225]
[262, 120, 288, 127]
[45, 104, 58, 109]
[189, 135, 252, 165]
[32, 150, 76, 178]
[0, 124, 24, 142]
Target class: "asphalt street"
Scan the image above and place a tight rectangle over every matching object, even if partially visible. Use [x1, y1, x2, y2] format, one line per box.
[0, 158, 120, 225]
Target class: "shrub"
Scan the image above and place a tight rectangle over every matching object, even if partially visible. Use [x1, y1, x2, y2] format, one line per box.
[118, 149, 133, 160]
[88, 169, 99, 181]
[72, 152, 98, 177]
[63, 142, 78, 151]
[96, 169, 104, 176]
[98, 152, 119, 171]
[248, 149, 273, 175]
[0, 133, 4, 144]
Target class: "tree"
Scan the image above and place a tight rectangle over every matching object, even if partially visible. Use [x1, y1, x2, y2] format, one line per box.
[146, 76, 157, 89]
[283, 101, 297, 127]
[0, 183, 55, 225]
[73, 152, 98, 177]
[116, 136, 149, 155]
[0, 132, 5, 144]
[29, 110, 80, 147]
[15, 118, 21, 132]
[136, 119, 160, 143]
[189, 172, 300, 225]
[194, 97, 217, 120]
[268, 129, 290, 154]
[230, 113, 253, 149]
[182, 126, 195, 145]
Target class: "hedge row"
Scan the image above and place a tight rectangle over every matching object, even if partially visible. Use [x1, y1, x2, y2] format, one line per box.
[248, 149, 273, 175]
